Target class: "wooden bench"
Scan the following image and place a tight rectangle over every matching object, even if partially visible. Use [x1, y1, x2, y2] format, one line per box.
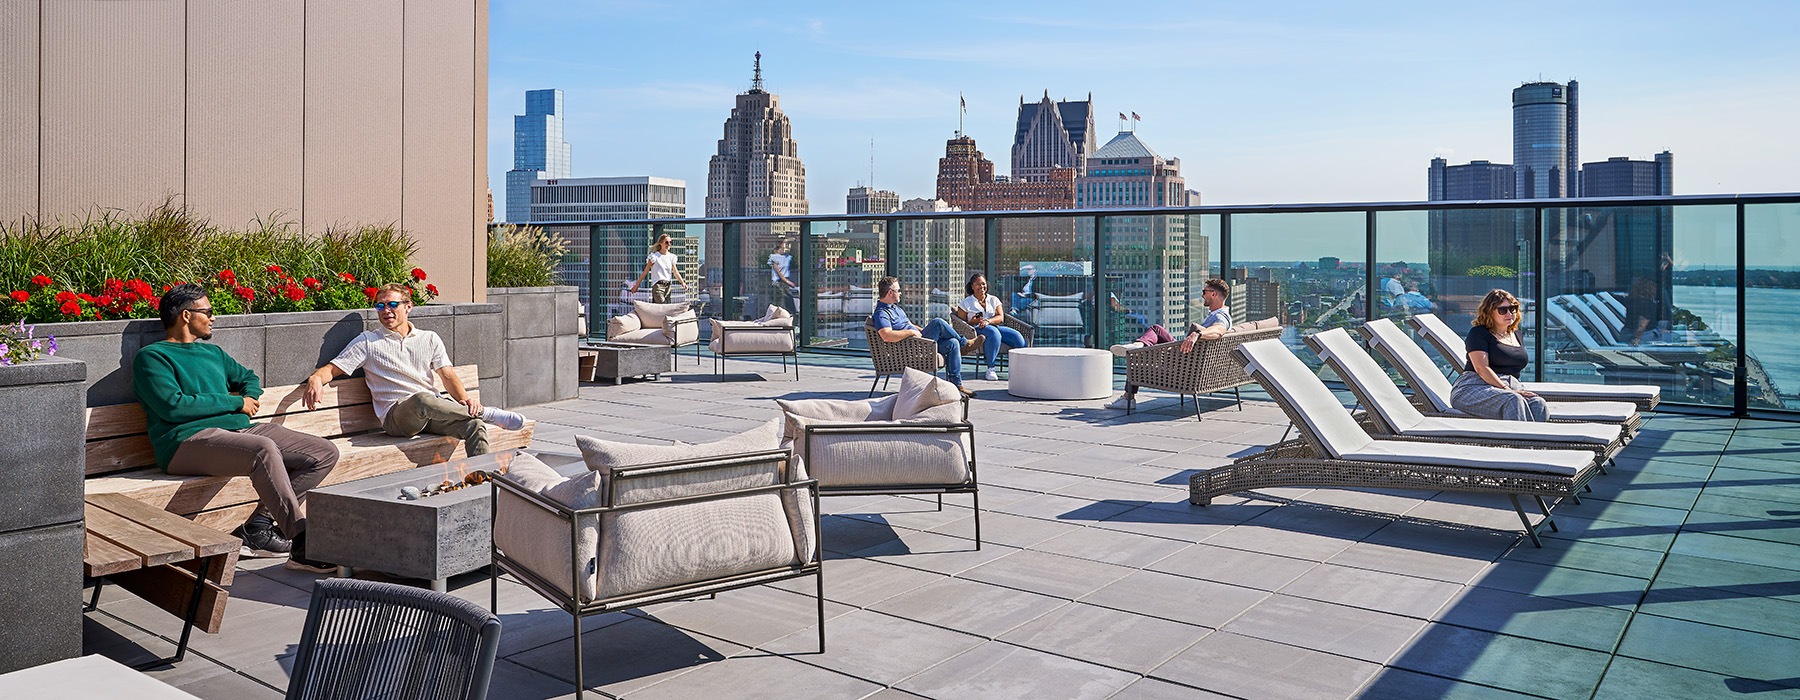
[83, 492, 241, 666]
[82, 364, 535, 533]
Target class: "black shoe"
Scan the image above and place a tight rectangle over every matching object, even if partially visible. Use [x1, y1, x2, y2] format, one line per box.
[284, 533, 336, 574]
[238, 517, 292, 558]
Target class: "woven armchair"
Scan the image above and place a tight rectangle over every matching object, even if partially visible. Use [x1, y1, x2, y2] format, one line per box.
[864, 322, 943, 396]
[1123, 322, 1283, 419]
[287, 578, 502, 700]
[949, 314, 1035, 375]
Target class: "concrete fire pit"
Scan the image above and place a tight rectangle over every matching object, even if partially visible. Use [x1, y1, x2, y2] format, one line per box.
[307, 451, 519, 591]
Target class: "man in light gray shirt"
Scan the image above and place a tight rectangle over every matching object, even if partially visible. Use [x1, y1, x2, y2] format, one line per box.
[303, 283, 523, 455]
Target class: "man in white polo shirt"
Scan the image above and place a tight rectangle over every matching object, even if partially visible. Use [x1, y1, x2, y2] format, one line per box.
[302, 283, 524, 455]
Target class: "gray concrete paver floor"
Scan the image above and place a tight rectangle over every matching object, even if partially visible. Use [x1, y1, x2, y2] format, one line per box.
[80, 353, 1800, 698]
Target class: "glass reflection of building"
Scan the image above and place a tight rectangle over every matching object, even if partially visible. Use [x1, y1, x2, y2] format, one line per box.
[1079, 131, 1189, 343]
[527, 176, 689, 315]
[1427, 157, 1527, 300]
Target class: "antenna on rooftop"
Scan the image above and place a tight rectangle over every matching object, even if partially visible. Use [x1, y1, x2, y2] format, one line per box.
[869, 138, 876, 187]
[752, 51, 763, 91]
[957, 93, 966, 138]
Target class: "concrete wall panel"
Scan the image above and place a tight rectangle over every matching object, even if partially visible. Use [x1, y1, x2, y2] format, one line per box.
[40, 0, 185, 221]
[404, 0, 478, 302]
[304, 0, 404, 230]
[186, 0, 303, 229]
[0, 0, 38, 224]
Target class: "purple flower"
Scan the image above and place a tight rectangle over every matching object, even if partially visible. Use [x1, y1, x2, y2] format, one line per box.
[46, 335, 57, 355]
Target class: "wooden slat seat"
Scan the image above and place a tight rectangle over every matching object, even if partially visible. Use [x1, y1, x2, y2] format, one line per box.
[82, 364, 535, 532]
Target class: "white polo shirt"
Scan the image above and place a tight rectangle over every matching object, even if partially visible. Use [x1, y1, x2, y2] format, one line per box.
[329, 325, 453, 421]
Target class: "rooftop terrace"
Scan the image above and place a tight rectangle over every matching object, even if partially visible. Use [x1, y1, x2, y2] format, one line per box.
[81, 354, 1800, 699]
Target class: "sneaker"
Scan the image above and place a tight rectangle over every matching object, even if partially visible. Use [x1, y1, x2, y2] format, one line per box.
[284, 533, 336, 574]
[984, 369, 999, 381]
[238, 517, 291, 558]
[1104, 394, 1135, 410]
[480, 406, 527, 431]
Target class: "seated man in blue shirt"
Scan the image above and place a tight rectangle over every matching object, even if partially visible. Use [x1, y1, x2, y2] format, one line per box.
[872, 275, 975, 396]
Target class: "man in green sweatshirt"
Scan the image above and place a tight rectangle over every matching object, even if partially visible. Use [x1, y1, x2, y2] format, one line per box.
[132, 283, 339, 573]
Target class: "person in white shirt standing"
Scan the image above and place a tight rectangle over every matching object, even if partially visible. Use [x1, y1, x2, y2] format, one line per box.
[302, 283, 525, 455]
[954, 273, 1028, 381]
[629, 233, 686, 303]
[767, 238, 797, 315]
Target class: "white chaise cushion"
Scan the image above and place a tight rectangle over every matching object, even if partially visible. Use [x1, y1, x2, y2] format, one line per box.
[1362, 318, 1458, 412]
[1403, 416, 1620, 446]
[1527, 382, 1660, 402]
[1235, 338, 1375, 458]
[1340, 441, 1594, 477]
[1307, 327, 1428, 432]
[1544, 401, 1640, 423]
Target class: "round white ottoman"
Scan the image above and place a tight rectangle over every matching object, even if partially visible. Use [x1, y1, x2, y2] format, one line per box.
[1007, 347, 1114, 400]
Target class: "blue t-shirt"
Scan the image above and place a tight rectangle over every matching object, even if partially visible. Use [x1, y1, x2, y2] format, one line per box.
[872, 301, 915, 332]
[1199, 306, 1231, 329]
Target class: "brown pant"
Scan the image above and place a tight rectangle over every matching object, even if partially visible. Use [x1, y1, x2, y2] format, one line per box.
[168, 423, 339, 536]
[383, 392, 489, 456]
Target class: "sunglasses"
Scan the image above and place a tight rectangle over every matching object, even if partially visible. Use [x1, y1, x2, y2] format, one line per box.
[184, 306, 216, 318]
[1495, 305, 1520, 314]
[373, 301, 407, 310]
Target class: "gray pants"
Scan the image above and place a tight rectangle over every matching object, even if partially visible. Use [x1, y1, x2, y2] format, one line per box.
[649, 280, 673, 303]
[168, 423, 339, 536]
[383, 392, 489, 456]
[1449, 371, 1550, 422]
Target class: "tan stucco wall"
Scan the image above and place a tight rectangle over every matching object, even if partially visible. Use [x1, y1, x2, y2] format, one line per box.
[1, 0, 489, 302]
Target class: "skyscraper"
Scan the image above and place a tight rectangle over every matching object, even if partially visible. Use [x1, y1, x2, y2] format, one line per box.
[934, 135, 1075, 211]
[1575, 152, 1676, 292]
[527, 176, 691, 313]
[846, 186, 899, 216]
[704, 53, 808, 318]
[505, 89, 571, 223]
[1512, 81, 1578, 199]
[1580, 152, 1674, 197]
[1011, 92, 1096, 182]
[1080, 131, 1188, 342]
[1077, 131, 1186, 209]
[1426, 157, 1524, 282]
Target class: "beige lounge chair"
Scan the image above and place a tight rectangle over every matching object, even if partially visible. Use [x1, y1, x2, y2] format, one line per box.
[1192, 338, 1602, 546]
[1408, 313, 1661, 410]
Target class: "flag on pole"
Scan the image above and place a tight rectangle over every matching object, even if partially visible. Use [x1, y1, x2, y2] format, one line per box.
[1118, 112, 1127, 120]
[1131, 112, 1141, 121]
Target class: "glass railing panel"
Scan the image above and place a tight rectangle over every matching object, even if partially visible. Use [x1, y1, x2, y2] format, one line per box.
[1744, 203, 1799, 411]
[733, 220, 805, 321]
[1542, 204, 1736, 407]
[1100, 213, 1193, 349]
[995, 215, 1095, 347]
[806, 219, 885, 350]
[1376, 208, 1538, 375]
[1228, 211, 1366, 369]
[892, 216, 976, 326]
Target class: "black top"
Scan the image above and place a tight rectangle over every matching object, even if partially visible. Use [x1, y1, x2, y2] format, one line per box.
[1465, 325, 1529, 378]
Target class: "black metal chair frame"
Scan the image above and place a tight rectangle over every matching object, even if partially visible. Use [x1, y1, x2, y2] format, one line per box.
[83, 558, 215, 669]
[489, 449, 825, 699]
[803, 397, 981, 549]
[287, 578, 503, 700]
[711, 324, 801, 380]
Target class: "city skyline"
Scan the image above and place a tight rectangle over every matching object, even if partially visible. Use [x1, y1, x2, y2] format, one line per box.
[487, 1, 1800, 220]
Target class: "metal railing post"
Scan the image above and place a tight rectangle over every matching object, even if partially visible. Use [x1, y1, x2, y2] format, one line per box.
[797, 220, 815, 348]
[1533, 207, 1546, 383]
[1736, 202, 1749, 416]
[586, 224, 602, 339]
[1365, 210, 1378, 323]
[1091, 214, 1106, 348]
[722, 222, 741, 321]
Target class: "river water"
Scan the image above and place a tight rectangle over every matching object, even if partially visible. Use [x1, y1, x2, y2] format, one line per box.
[1675, 284, 1800, 408]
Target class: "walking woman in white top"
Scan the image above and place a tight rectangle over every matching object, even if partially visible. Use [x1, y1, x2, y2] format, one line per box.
[628, 233, 686, 303]
[955, 272, 1028, 381]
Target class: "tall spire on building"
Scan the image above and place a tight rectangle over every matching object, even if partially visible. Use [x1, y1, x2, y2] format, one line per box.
[751, 51, 763, 92]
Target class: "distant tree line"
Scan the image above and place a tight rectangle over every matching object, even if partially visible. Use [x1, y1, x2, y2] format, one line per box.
[1673, 269, 1800, 288]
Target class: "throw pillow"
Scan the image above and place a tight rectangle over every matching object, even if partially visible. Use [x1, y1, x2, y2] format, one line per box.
[576, 418, 782, 471]
[502, 452, 566, 493]
[893, 367, 961, 419]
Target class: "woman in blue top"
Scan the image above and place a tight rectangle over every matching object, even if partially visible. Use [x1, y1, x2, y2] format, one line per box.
[1449, 289, 1548, 421]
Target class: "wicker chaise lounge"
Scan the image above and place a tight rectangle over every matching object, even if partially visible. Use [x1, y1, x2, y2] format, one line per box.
[1190, 338, 1603, 546]
[1304, 328, 1626, 465]
[1116, 319, 1283, 419]
[1357, 318, 1641, 437]
[1408, 313, 1661, 410]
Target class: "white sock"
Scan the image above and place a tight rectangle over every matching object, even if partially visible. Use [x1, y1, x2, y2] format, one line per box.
[480, 406, 526, 431]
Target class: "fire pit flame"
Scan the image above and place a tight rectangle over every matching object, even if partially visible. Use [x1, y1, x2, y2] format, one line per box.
[398, 466, 509, 500]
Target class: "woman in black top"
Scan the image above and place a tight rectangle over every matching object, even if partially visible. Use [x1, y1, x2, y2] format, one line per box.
[1448, 289, 1549, 421]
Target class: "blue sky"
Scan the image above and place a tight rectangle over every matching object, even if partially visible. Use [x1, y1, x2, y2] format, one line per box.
[488, 1, 1800, 219]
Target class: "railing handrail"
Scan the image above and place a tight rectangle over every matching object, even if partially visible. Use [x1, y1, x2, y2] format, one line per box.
[510, 192, 1800, 228]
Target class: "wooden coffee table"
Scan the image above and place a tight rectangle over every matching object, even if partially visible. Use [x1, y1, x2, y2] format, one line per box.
[579, 341, 673, 384]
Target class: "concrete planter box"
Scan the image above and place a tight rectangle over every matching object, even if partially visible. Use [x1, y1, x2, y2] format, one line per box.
[39, 302, 506, 408]
[0, 356, 86, 673]
[487, 285, 580, 406]
[306, 452, 513, 591]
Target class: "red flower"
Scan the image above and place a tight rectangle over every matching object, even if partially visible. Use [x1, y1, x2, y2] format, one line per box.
[54, 291, 75, 303]
[425, 284, 439, 297]
[78, 293, 94, 303]
[410, 268, 427, 281]
[30, 275, 52, 287]
[235, 286, 255, 302]
[285, 286, 305, 301]
[218, 269, 236, 284]
[120, 292, 139, 305]
[128, 279, 153, 297]
[8, 290, 27, 304]
[59, 301, 80, 316]
[103, 278, 124, 296]
[339, 272, 357, 283]
[267, 264, 283, 275]
[302, 277, 323, 290]
[363, 286, 378, 299]
[95, 295, 114, 307]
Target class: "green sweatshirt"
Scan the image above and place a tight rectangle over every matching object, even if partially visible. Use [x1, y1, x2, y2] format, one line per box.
[132, 340, 264, 471]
